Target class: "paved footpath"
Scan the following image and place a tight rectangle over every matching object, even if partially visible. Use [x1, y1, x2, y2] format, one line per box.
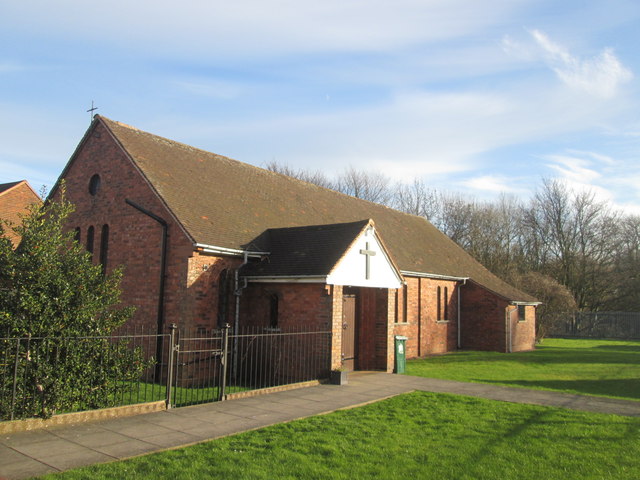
[2, 372, 639, 479]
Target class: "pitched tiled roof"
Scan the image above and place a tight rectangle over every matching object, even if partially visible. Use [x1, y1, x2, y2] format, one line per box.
[0, 181, 22, 195]
[96, 116, 536, 302]
[242, 220, 371, 277]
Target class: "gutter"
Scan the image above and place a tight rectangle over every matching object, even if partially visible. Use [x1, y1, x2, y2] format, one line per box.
[401, 270, 469, 282]
[195, 243, 268, 258]
[232, 252, 250, 381]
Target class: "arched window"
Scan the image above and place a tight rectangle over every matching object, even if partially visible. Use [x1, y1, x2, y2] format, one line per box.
[100, 224, 109, 273]
[269, 294, 279, 328]
[436, 286, 442, 320]
[86, 225, 95, 257]
[88, 174, 101, 196]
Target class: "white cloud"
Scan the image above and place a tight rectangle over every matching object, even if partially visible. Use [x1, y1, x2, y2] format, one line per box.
[530, 29, 633, 98]
[460, 175, 519, 193]
[543, 154, 602, 184]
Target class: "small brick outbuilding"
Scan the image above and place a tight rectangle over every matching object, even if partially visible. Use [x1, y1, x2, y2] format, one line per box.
[52, 116, 539, 372]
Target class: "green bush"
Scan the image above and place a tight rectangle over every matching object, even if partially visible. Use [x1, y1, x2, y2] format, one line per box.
[0, 188, 143, 419]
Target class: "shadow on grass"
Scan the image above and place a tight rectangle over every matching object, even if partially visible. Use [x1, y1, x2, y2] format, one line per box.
[414, 348, 639, 366]
[478, 378, 640, 401]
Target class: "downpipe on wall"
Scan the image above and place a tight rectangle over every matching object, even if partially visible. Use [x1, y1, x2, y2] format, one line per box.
[505, 305, 517, 353]
[233, 252, 249, 380]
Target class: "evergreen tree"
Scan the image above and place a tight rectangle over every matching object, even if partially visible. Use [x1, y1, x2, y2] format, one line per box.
[0, 189, 143, 419]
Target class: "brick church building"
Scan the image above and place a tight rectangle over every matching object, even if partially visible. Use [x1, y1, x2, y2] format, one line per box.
[52, 116, 538, 373]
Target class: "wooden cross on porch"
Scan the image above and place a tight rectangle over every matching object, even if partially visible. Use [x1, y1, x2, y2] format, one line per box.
[359, 242, 376, 280]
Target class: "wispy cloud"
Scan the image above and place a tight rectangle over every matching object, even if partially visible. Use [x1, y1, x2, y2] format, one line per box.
[529, 29, 633, 98]
[543, 153, 602, 183]
[460, 175, 519, 193]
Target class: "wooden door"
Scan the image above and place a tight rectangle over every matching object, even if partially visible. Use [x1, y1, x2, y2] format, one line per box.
[342, 294, 357, 371]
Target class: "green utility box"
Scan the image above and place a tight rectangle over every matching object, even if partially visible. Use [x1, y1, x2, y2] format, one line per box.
[394, 336, 408, 374]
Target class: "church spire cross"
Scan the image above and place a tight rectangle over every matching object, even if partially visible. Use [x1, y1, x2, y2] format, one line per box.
[87, 101, 98, 122]
[359, 242, 376, 280]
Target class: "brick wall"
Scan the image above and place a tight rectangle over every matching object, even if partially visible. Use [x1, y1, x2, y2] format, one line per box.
[460, 281, 535, 352]
[393, 277, 459, 357]
[0, 181, 41, 247]
[55, 121, 202, 331]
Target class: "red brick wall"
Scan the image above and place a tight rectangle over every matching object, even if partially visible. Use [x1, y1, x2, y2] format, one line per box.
[0, 182, 41, 247]
[241, 282, 333, 330]
[393, 277, 459, 357]
[460, 281, 535, 352]
[509, 305, 536, 352]
[55, 121, 206, 331]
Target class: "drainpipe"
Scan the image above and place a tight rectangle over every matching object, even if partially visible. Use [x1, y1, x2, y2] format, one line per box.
[125, 199, 168, 378]
[457, 279, 467, 349]
[505, 305, 517, 353]
[233, 252, 250, 379]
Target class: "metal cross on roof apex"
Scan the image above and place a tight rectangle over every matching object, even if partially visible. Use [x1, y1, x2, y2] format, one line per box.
[359, 242, 376, 280]
[87, 101, 98, 123]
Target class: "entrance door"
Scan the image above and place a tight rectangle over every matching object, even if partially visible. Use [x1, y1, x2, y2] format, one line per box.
[342, 294, 357, 371]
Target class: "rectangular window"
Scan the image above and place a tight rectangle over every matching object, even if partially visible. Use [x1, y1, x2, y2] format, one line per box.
[518, 305, 526, 322]
[403, 284, 408, 323]
[437, 285, 449, 322]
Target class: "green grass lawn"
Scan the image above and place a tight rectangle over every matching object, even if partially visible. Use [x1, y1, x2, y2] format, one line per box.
[405, 338, 640, 401]
[42, 391, 640, 480]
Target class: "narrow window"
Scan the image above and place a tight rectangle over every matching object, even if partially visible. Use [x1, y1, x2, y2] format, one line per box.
[217, 269, 229, 327]
[86, 225, 95, 257]
[443, 286, 449, 321]
[403, 284, 408, 323]
[518, 305, 526, 322]
[269, 294, 279, 328]
[74, 227, 81, 243]
[99, 224, 109, 273]
[394, 289, 400, 324]
[437, 286, 442, 320]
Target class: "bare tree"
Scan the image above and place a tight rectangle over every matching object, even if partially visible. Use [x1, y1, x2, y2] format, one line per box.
[392, 179, 439, 220]
[335, 166, 393, 205]
[523, 179, 617, 310]
[264, 160, 335, 189]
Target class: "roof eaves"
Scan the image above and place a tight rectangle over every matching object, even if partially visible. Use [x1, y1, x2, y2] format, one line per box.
[400, 270, 470, 282]
[195, 243, 269, 257]
[243, 275, 327, 283]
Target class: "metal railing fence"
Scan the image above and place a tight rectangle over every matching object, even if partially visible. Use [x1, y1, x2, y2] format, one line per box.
[168, 325, 332, 408]
[1, 324, 332, 421]
[550, 311, 640, 339]
[0, 327, 168, 421]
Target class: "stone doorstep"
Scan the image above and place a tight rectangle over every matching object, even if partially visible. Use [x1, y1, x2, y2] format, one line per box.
[0, 380, 323, 436]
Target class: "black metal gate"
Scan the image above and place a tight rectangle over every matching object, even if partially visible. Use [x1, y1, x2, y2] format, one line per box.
[166, 324, 331, 408]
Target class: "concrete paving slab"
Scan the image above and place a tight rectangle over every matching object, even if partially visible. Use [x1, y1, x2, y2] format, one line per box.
[36, 448, 115, 471]
[2, 372, 639, 480]
[93, 438, 159, 459]
[0, 455, 58, 480]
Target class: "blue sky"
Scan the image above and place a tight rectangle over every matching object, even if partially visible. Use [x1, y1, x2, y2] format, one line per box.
[1, 0, 639, 213]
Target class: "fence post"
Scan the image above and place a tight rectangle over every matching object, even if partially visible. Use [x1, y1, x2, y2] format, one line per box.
[166, 324, 178, 409]
[10, 338, 21, 421]
[218, 323, 230, 402]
